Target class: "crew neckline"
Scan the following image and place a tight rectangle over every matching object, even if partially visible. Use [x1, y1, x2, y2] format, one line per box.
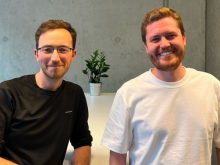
[32, 74, 65, 95]
[147, 67, 191, 88]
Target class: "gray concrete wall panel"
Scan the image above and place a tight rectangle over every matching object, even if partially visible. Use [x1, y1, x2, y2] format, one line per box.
[206, 0, 220, 163]
[169, 0, 206, 71]
[206, 0, 220, 78]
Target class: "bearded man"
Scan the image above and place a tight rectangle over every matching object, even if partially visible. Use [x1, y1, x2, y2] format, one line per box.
[0, 20, 92, 165]
[101, 7, 220, 165]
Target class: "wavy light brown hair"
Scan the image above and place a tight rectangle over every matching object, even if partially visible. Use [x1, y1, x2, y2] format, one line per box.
[141, 7, 185, 44]
[35, 20, 77, 49]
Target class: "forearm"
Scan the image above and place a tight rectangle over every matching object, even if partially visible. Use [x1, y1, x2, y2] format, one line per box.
[216, 147, 220, 165]
[0, 157, 18, 165]
[110, 150, 127, 165]
[72, 146, 91, 165]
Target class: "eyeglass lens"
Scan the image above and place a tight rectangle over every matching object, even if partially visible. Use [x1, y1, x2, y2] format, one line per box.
[41, 47, 70, 54]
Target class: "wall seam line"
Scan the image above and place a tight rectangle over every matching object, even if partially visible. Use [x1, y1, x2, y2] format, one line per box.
[205, 0, 207, 72]
[163, 0, 169, 7]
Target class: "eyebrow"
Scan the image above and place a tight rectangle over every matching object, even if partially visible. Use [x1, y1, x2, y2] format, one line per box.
[149, 31, 178, 40]
[40, 45, 70, 48]
[149, 35, 160, 41]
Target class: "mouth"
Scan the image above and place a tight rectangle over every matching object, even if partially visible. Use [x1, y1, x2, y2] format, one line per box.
[159, 51, 175, 56]
[48, 65, 63, 67]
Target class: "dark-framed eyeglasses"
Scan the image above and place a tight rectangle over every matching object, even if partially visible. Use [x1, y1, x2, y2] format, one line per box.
[37, 46, 73, 54]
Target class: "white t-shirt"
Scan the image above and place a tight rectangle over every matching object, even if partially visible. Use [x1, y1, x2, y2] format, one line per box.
[101, 68, 220, 165]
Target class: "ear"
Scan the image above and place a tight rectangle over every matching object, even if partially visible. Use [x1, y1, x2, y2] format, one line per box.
[34, 49, 40, 62]
[71, 49, 77, 62]
[183, 33, 186, 46]
[144, 42, 149, 54]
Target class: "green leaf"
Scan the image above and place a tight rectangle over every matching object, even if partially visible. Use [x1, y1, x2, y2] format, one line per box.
[86, 63, 93, 70]
[100, 74, 108, 77]
[93, 50, 99, 57]
[93, 63, 98, 68]
[85, 60, 90, 64]
[100, 58, 105, 63]
[94, 78, 100, 83]
[85, 60, 92, 64]
[104, 63, 110, 66]
[82, 70, 88, 75]
[101, 67, 110, 73]
[94, 70, 99, 76]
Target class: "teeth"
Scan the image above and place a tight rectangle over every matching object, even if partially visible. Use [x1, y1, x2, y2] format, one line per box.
[160, 51, 173, 56]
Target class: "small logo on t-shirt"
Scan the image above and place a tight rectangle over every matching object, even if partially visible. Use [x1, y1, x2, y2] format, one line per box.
[65, 111, 72, 113]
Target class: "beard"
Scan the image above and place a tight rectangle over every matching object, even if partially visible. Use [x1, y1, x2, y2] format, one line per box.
[148, 48, 185, 71]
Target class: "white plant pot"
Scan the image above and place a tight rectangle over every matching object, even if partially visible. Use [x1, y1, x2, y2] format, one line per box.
[89, 83, 102, 96]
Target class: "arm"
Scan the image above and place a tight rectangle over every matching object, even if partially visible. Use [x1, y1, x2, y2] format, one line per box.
[72, 146, 91, 165]
[101, 92, 131, 165]
[0, 157, 18, 165]
[0, 82, 15, 159]
[70, 90, 92, 165]
[110, 150, 127, 165]
[216, 147, 220, 165]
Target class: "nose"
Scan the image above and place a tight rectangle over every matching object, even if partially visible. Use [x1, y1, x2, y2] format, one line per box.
[50, 49, 60, 62]
[160, 37, 170, 48]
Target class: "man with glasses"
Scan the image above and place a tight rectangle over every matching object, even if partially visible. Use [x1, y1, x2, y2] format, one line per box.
[0, 20, 92, 165]
[102, 8, 220, 165]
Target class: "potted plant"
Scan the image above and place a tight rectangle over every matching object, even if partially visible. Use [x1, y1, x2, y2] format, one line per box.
[82, 50, 110, 96]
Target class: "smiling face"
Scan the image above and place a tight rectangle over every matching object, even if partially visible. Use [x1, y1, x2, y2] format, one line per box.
[145, 17, 186, 71]
[34, 28, 76, 80]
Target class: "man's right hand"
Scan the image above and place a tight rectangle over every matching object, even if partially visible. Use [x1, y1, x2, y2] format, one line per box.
[0, 157, 18, 165]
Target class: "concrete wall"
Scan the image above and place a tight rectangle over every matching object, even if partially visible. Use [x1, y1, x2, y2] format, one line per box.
[0, 0, 161, 92]
[206, 0, 220, 164]
[169, 0, 206, 71]
[0, 0, 205, 93]
[207, 0, 220, 78]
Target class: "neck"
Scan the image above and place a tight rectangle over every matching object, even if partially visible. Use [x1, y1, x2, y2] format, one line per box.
[35, 71, 63, 91]
[151, 63, 186, 82]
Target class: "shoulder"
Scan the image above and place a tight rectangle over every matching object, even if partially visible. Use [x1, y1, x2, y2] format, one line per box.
[63, 81, 84, 95]
[0, 75, 33, 91]
[187, 68, 219, 83]
[0, 75, 34, 100]
[187, 68, 220, 92]
[114, 72, 149, 106]
[118, 72, 148, 95]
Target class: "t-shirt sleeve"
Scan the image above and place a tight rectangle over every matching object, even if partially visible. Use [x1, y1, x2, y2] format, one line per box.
[101, 91, 132, 153]
[0, 82, 14, 156]
[70, 90, 93, 149]
[213, 81, 220, 148]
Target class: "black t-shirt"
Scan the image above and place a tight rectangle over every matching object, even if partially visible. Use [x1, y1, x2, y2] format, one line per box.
[0, 75, 92, 165]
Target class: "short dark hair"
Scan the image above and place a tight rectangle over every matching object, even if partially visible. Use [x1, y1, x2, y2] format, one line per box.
[141, 7, 185, 44]
[35, 20, 77, 49]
